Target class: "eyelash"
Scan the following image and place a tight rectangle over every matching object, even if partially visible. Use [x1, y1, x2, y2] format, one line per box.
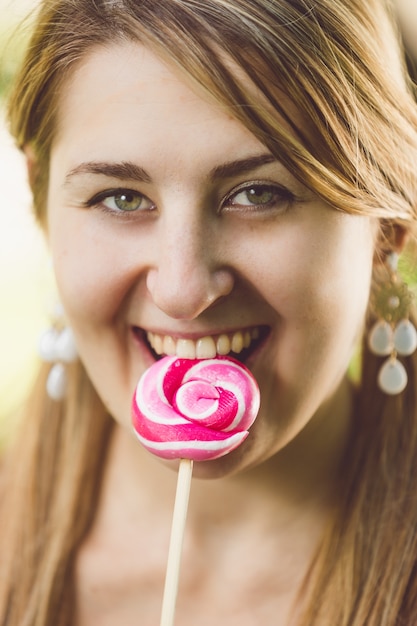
[83, 181, 296, 217]
[223, 181, 295, 213]
[83, 188, 156, 216]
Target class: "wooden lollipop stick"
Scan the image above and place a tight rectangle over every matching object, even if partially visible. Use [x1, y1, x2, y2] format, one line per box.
[160, 458, 194, 626]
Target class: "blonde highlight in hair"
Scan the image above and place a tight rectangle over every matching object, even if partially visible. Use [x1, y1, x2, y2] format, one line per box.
[0, 362, 113, 625]
[3, 1, 417, 624]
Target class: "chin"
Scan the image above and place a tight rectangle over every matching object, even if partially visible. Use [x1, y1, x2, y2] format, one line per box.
[159, 434, 262, 481]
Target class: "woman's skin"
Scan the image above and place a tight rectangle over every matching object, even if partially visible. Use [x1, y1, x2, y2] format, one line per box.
[42, 42, 378, 623]
[397, 0, 417, 63]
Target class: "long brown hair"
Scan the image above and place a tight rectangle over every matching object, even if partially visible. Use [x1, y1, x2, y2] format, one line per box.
[2, 1, 417, 624]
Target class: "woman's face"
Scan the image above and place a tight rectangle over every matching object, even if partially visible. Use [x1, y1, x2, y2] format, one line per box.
[47, 42, 376, 476]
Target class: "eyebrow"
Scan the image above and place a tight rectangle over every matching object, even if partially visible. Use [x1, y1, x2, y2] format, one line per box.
[64, 161, 152, 185]
[210, 154, 277, 179]
[64, 153, 278, 186]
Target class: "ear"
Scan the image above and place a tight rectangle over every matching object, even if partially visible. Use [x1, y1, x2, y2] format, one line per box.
[393, 225, 409, 252]
[374, 220, 409, 265]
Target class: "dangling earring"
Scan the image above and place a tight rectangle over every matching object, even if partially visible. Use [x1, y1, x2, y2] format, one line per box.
[38, 308, 78, 401]
[368, 252, 417, 395]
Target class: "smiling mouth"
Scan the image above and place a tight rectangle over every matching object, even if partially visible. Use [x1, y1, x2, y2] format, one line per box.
[133, 326, 269, 362]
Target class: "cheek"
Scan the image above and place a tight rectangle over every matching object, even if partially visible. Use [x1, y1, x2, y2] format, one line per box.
[298, 248, 371, 353]
[48, 210, 137, 325]
[251, 215, 374, 377]
[263, 214, 373, 324]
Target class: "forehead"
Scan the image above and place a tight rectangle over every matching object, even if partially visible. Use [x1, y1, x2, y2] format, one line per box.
[53, 40, 304, 154]
[57, 43, 237, 127]
[51, 42, 282, 171]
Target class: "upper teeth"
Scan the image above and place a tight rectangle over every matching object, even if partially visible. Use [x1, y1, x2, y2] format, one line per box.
[147, 327, 260, 359]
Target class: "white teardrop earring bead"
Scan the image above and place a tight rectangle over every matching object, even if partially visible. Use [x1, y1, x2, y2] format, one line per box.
[368, 320, 394, 356]
[393, 320, 417, 356]
[46, 363, 68, 401]
[377, 358, 408, 395]
[39, 328, 60, 362]
[55, 327, 78, 363]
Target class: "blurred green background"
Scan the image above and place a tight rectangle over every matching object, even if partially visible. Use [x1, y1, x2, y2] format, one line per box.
[0, 0, 51, 441]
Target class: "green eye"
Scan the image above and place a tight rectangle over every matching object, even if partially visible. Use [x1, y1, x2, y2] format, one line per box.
[86, 188, 155, 213]
[105, 191, 151, 212]
[240, 187, 275, 205]
[225, 183, 294, 211]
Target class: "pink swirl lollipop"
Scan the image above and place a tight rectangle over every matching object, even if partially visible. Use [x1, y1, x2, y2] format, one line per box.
[132, 356, 260, 461]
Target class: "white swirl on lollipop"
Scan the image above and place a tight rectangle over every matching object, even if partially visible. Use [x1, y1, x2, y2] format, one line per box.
[132, 356, 260, 461]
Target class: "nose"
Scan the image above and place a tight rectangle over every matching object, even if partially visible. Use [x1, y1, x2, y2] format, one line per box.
[146, 214, 234, 320]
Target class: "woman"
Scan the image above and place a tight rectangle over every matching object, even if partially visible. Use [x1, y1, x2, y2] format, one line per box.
[1, 0, 417, 624]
